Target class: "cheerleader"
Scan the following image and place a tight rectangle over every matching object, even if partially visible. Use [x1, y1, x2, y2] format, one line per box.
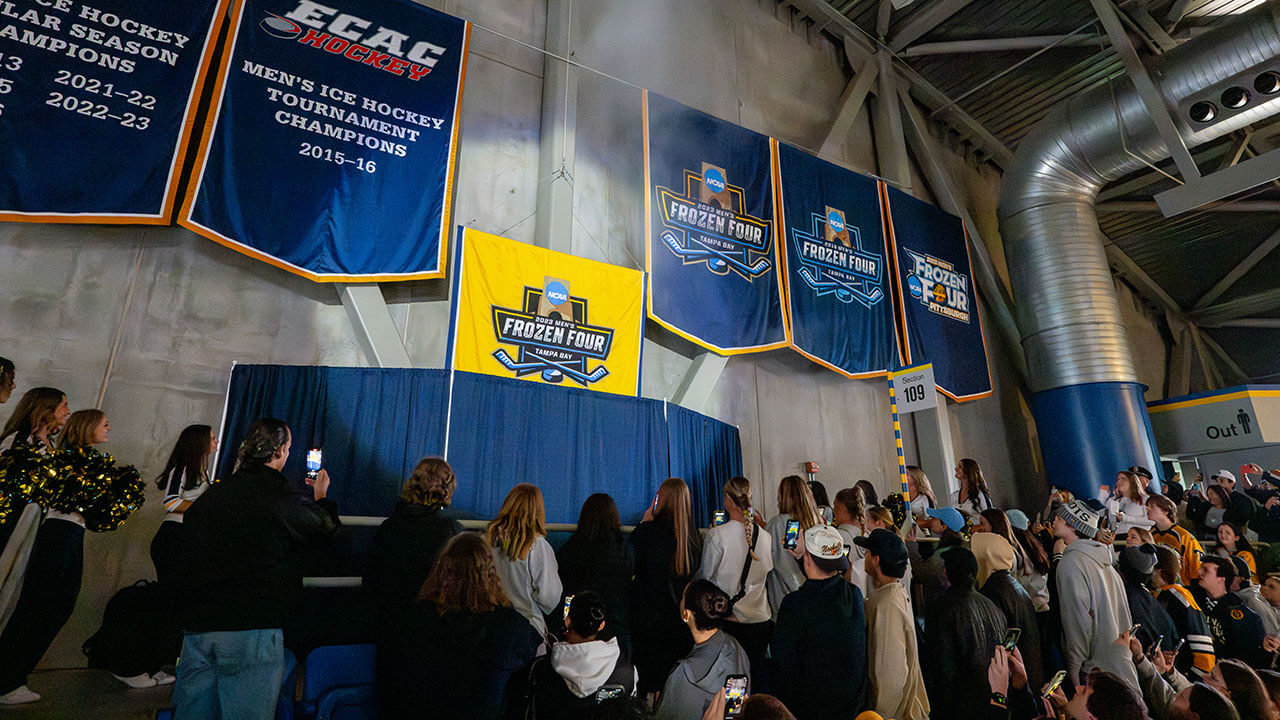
[149, 425, 216, 586]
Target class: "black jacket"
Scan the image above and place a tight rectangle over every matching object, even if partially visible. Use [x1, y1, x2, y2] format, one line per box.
[180, 463, 340, 632]
[379, 603, 541, 720]
[980, 570, 1044, 689]
[627, 520, 698, 693]
[1200, 590, 1270, 668]
[366, 501, 462, 621]
[556, 531, 633, 639]
[1121, 577, 1179, 654]
[925, 585, 1008, 720]
[770, 575, 868, 720]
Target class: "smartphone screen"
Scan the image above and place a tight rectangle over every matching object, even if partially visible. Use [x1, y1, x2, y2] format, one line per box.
[713, 510, 727, 526]
[1042, 669, 1067, 698]
[305, 448, 322, 480]
[596, 685, 625, 704]
[723, 674, 748, 718]
[562, 594, 574, 623]
[1147, 635, 1164, 656]
[1002, 627, 1021, 651]
[783, 520, 800, 549]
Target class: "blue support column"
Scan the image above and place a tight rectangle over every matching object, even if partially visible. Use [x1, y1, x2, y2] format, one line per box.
[1032, 381, 1161, 498]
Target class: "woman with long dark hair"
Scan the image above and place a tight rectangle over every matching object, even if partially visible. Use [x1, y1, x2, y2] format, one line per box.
[629, 477, 701, 697]
[950, 458, 994, 523]
[653, 579, 749, 720]
[556, 493, 632, 647]
[149, 425, 216, 586]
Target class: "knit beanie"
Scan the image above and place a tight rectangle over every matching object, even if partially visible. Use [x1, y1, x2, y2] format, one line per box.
[1118, 544, 1158, 578]
[1056, 499, 1100, 539]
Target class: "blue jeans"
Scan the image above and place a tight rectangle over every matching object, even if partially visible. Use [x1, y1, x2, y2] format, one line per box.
[172, 629, 285, 720]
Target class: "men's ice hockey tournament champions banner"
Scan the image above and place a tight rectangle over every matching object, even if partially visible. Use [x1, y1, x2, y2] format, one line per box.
[0, 0, 228, 223]
[884, 185, 992, 401]
[643, 91, 787, 355]
[181, 0, 469, 281]
[448, 228, 645, 397]
[776, 142, 893, 378]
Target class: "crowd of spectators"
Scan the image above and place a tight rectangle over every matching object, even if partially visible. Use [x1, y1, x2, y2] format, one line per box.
[2, 366, 1280, 720]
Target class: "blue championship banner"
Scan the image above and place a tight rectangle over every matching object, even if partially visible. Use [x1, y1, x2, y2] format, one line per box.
[643, 90, 787, 354]
[775, 141, 893, 378]
[884, 185, 992, 401]
[181, 0, 469, 281]
[447, 228, 645, 397]
[0, 0, 229, 223]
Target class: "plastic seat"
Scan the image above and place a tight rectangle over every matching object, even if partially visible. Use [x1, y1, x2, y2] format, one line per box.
[297, 644, 377, 720]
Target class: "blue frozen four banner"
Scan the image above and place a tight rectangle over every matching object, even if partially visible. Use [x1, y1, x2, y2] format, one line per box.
[0, 0, 228, 223]
[776, 142, 893, 378]
[885, 185, 992, 401]
[181, 0, 469, 281]
[643, 91, 787, 354]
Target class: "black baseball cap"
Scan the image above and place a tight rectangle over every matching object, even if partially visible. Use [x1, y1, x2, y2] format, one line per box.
[854, 529, 908, 577]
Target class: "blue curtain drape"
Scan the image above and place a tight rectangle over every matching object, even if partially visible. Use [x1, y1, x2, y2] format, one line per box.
[665, 403, 743, 527]
[218, 366, 740, 525]
[218, 365, 449, 516]
[446, 372, 669, 525]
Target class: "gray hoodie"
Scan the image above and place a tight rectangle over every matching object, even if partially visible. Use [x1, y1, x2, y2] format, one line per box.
[549, 637, 629, 698]
[1056, 538, 1140, 692]
[655, 630, 749, 720]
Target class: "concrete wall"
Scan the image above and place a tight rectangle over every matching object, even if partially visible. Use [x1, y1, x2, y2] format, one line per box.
[1, 0, 1044, 668]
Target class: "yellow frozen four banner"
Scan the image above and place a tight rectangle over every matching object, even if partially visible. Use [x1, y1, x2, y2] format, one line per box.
[447, 228, 645, 397]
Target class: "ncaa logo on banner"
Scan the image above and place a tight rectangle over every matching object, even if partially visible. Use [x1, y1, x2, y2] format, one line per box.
[791, 206, 883, 307]
[904, 249, 970, 324]
[655, 161, 773, 280]
[490, 278, 616, 387]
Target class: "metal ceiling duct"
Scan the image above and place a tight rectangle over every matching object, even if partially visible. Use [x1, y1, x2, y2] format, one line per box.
[997, 2, 1280, 494]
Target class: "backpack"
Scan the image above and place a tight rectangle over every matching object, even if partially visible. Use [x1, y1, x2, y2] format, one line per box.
[83, 580, 180, 676]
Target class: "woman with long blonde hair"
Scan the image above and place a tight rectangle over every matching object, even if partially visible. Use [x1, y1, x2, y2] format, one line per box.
[765, 475, 822, 616]
[906, 466, 937, 514]
[696, 476, 773, 673]
[628, 477, 701, 696]
[486, 483, 562, 638]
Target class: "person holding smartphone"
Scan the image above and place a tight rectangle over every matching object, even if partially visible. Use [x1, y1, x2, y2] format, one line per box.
[654, 580, 749, 720]
[171, 418, 342, 720]
[764, 476, 823, 618]
[696, 477, 773, 678]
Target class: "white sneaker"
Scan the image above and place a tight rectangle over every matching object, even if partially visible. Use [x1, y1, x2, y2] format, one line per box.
[0, 686, 41, 704]
[113, 673, 158, 689]
[151, 671, 176, 686]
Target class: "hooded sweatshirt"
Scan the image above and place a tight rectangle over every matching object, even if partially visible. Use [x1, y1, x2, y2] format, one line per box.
[1056, 538, 1140, 692]
[654, 630, 749, 720]
[973, 533, 1044, 688]
[551, 637, 627, 698]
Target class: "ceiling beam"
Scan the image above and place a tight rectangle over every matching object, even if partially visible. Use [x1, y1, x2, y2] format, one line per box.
[1155, 147, 1280, 217]
[1096, 200, 1280, 212]
[888, 0, 976, 52]
[1199, 331, 1252, 385]
[1090, 0, 1201, 182]
[1124, 5, 1178, 52]
[1103, 243, 1184, 315]
[1211, 318, 1280, 328]
[785, 0, 1016, 168]
[876, 0, 893, 39]
[1192, 226, 1280, 310]
[1191, 287, 1280, 326]
[901, 35, 1099, 56]
[1096, 143, 1234, 202]
[820, 52, 879, 158]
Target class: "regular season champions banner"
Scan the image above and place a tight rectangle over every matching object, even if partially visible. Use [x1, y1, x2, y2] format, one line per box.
[181, 0, 469, 281]
[885, 185, 992, 401]
[0, 0, 229, 223]
[448, 228, 645, 397]
[776, 142, 894, 378]
[643, 91, 787, 354]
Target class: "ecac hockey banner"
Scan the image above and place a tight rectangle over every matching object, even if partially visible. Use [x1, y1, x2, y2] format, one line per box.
[776, 141, 893, 378]
[0, 0, 229, 223]
[643, 91, 787, 354]
[447, 228, 645, 397]
[884, 185, 992, 401]
[181, 0, 469, 281]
